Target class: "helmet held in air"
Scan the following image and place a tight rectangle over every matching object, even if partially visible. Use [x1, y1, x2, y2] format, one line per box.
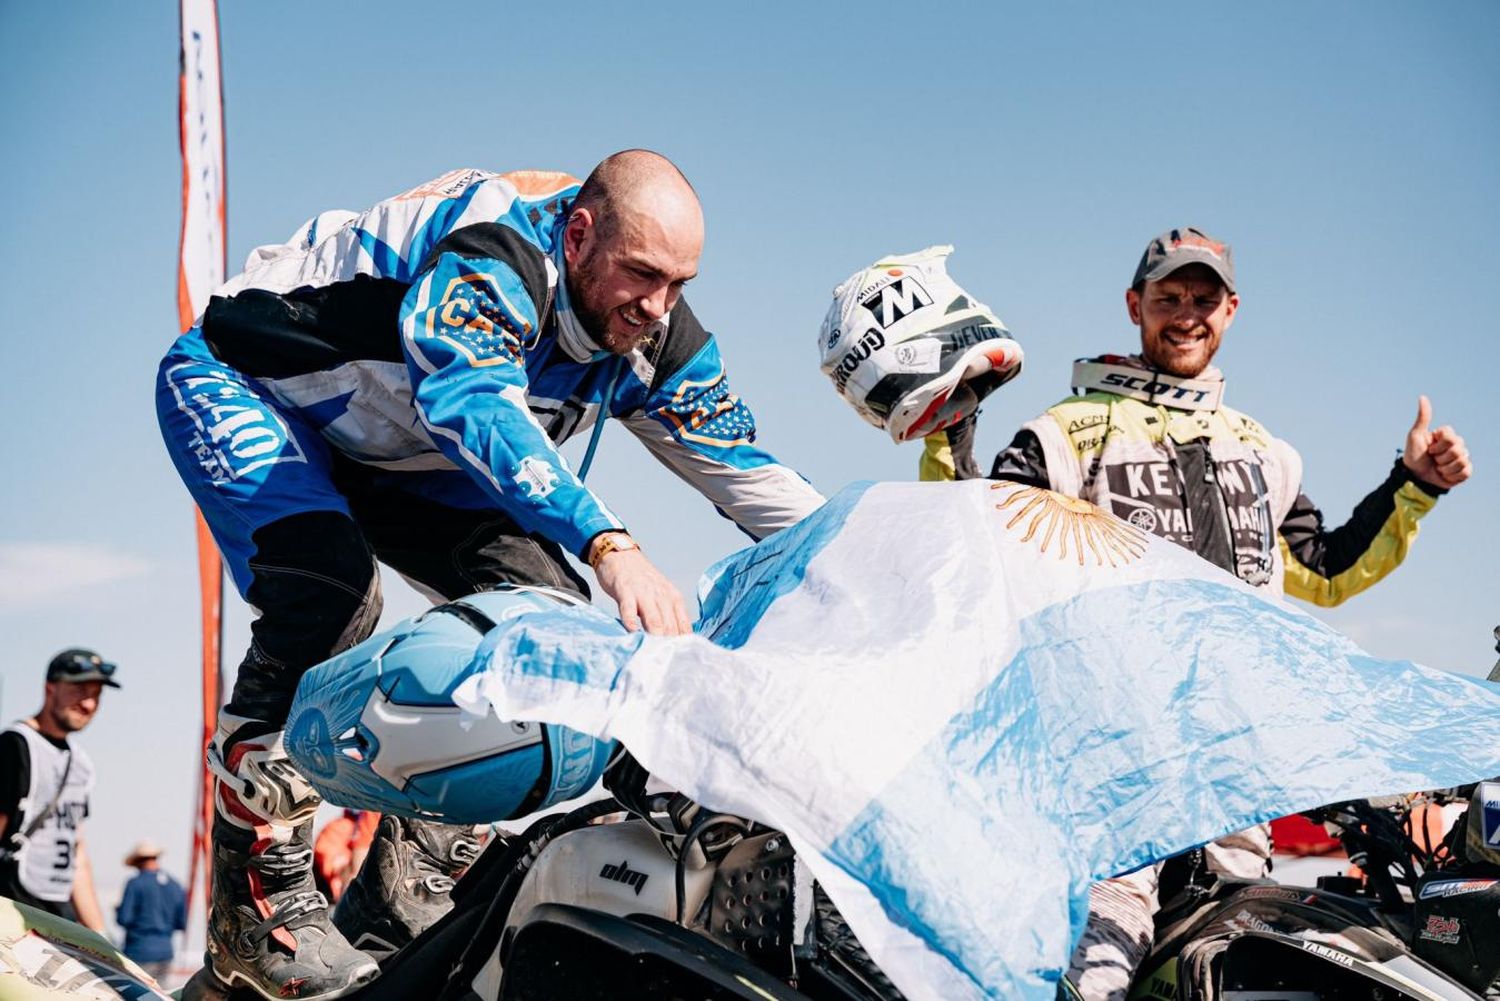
[818, 245, 1023, 443]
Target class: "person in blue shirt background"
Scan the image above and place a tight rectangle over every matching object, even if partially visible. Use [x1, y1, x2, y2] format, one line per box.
[116, 839, 186, 983]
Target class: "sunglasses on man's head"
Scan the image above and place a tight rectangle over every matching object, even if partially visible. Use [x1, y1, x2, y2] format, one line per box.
[52, 657, 116, 678]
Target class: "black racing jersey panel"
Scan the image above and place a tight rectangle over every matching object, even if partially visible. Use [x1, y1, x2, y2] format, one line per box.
[917, 414, 985, 482]
[1279, 460, 1444, 607]
[988, 426, 1050, 488]
[203, 226, 555, 381]
[1172, 440, 1237, 576]
[415, 222, 554, 320]
[640, 299, 711, 401]
[202, 276, 412, 377]
[0, 730, 28, 838]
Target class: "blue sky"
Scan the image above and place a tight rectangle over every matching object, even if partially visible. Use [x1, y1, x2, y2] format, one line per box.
[1, 1, 1496, 930]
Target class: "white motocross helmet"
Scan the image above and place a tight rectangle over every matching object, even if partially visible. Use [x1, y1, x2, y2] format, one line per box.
[818, 246, 1023, 442]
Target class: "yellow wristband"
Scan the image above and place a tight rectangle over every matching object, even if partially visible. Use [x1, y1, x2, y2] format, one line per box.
[587, 532, 640, 569]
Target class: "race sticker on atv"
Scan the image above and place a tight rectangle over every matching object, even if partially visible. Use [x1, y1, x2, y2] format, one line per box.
[1418, 878, 1498, 900]
[1481, 781, 1500, 848]
[1299, 940, 1356, 969]
[0, 900, 169, 999]
[1420, 914, 1463, 946]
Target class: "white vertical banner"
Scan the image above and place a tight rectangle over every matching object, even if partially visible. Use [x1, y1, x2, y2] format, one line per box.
[177, 0, 227, 964]
[178, 0, 226, 331]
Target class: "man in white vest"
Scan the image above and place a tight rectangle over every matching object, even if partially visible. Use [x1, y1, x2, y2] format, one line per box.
[0, 648, 114, 933]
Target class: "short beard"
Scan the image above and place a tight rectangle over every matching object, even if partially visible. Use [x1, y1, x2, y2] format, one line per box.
[1153, 353, 1211, 378]
[566, 272, 612, 350]
[1143, 329, 1218, 378]
[605, 326, 655, 355]
[567, 248, 653, 356]
[46, 705, 82, 734]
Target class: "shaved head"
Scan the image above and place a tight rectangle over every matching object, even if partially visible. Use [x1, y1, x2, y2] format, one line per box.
[572, 149, 700, 242]
[563, 150, 705, 354]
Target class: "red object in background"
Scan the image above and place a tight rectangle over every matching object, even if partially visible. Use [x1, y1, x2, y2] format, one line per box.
[1272, 802, 1457, 861]
[1271, 813, 1343, 856]
[186, 510, 222, 922]
[315, 811, 382, 902]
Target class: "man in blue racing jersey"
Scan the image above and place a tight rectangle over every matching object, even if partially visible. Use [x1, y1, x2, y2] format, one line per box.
[156, 150, 824, 999]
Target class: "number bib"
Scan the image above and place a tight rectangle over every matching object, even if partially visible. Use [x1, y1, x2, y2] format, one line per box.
[4, 723, 94, 903]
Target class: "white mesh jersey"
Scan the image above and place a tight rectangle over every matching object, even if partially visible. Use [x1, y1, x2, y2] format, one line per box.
[2, 723, 95, 903]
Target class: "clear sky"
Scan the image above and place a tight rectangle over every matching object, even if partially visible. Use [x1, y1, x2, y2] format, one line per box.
[1, 0, 1496, 937]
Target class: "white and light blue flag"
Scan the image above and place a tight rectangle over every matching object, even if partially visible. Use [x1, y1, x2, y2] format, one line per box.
[457, 480, 1499, 1000]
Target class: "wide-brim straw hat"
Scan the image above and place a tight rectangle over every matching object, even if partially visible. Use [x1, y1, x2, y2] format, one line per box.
[125, 839, 164, 866]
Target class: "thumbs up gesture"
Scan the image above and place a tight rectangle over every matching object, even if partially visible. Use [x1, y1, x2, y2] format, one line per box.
[1403, 395, 1472, 490]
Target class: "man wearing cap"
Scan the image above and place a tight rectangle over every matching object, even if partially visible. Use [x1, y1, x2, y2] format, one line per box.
[921, 227, 1471, 998]
[117, 839, 187, 982]
[0, 648, 115, 932]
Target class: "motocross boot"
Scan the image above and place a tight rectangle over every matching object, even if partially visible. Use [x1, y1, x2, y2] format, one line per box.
[196, 713, 379, 1000]
[332, 814, 482, 961]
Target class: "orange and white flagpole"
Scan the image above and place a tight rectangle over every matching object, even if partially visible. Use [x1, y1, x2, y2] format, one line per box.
[177, 0, 227, 926]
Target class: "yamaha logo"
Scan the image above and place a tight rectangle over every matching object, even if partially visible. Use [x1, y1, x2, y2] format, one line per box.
[1299, 941, 1354, 968]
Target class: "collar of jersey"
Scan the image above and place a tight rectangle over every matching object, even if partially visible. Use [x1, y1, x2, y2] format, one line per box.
[551, 244, 611, 363]
[1071, 354, 1225, 412]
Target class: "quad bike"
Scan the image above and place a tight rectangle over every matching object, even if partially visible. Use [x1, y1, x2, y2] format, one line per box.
[182, 782, 1498, 1001]
[0, 787, 898, 1001]
[1118, 785, 1500, 1001]
[3, 784, 1494, 1001]
[169, 756, 902, 1001]
[5, 616, 1497, 1001]
[0, 896, 173, 999]
[1104, 619, 1500, 1001]
[341, 785, 901, 1001]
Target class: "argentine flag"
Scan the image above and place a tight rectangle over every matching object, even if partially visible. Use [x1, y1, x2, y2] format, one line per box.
[463, 480, 1500, 1000]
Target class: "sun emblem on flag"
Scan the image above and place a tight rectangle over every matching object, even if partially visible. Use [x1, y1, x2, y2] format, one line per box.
[992, 484, 1148, 567]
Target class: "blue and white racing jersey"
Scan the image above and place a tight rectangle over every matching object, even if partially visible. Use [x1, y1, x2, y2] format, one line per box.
[176, 168, 823, 557]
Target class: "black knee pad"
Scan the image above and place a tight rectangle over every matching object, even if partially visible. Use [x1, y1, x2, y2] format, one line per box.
[237, 512, 384, 706]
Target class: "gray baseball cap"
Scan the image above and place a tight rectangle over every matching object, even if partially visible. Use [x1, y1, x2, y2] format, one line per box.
[1131, 227, 1235, 292]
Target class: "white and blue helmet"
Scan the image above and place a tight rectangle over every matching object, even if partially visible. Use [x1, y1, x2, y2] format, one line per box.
[286, 586, 614, 823]
[819, 246, 1023, 442]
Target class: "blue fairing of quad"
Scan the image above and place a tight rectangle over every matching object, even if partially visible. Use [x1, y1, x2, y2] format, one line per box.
[284, 589, 615, 823]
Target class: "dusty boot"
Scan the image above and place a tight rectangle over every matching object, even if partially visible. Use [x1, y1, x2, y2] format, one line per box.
[332, 815, 482, 961]
[202, 713, 379, 1000]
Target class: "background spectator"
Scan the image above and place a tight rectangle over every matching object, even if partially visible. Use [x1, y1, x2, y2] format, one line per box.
[116, 838, 186, 982]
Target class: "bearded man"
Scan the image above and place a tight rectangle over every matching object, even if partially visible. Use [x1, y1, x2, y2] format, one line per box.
[921, 226, 1471, 999]
[157, 150, 823, 999]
